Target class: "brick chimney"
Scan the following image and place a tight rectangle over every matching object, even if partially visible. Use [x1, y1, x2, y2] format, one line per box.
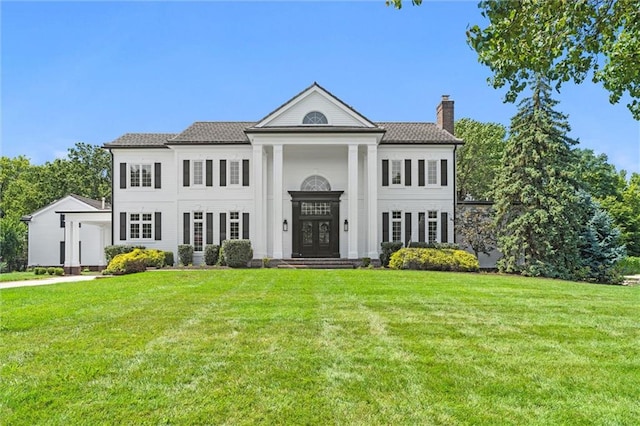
[436, 95, 454, 135]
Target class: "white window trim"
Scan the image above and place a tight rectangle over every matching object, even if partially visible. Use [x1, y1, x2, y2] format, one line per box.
[129, 163, 154, 189]
[228, 160, 241, 187]
[229, 211, 241, 240]
[391, 210, 403, 243]
[426, 159, 439, 186]
[192, 160, 204, 187]
[193, 211, 204, 252]
[130, 212, 154, 240]
[427, 210, 438, 243]
[390, 160, 403, 187]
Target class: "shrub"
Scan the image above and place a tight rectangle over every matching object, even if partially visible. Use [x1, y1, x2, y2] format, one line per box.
[204, 245, 220, 266]
[389, 248, 479, 272]
[262, 257, 272, 268]
[104, 245, 146, 263]
[221, 240, 253, 268]
[380, 242, 403, 268]
[407, 242, 460, 250]
[46, 267, 56, 275]
[143, 249, 166, 268]
[178, 245, 194, 266]
[164, 251, 175, 267]
[361, 257, 371, 268]
[104, 249, 149, 275]
[34, 267, 47, 275]
[53, 267, 64, 276]
[0, 261, 7, 274]
[616, 256, 640, 275]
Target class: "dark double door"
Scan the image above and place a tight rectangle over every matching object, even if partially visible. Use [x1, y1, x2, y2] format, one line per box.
[289, 191, 343, 258]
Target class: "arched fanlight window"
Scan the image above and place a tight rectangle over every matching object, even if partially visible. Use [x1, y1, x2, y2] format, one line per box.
[302, 111, 328, 125]
[301, 175, 331, 191]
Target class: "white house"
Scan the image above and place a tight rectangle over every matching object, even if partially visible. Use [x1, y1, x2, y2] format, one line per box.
[21, 194, 111, 273]
[101, 83, 462, 265]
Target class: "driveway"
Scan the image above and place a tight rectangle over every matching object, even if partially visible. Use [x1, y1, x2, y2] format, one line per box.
[0, 275, 98, 290]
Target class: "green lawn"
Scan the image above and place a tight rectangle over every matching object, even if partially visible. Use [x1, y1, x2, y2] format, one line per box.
[0, 271, 52, 283]
[1, 270, 639, 425]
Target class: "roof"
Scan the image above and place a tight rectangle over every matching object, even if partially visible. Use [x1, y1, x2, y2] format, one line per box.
[168, 122, 253, 144]
[20, 194, 110, 222]
[103, 133, 176, 148]
[107, 121, 460, 147]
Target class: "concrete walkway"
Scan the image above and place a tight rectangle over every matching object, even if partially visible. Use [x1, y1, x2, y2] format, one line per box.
[0, 275, 99, 290]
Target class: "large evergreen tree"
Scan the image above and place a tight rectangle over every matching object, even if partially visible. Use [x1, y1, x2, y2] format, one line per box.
[493, 78, 586, 278]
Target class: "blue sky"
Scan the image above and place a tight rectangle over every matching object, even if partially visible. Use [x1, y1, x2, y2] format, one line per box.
[2, 1, 639, 174]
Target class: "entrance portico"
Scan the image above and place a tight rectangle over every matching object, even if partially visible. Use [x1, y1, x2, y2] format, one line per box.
[58, 210, 111, 274]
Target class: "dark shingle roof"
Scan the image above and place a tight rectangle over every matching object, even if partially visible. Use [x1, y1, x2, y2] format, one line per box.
[104, 133, 176, 148]
[168, 122, 253, 144]
[377, 122, 461, 144]
[105, 122, 462, 147]
[69, 194, 111, 210]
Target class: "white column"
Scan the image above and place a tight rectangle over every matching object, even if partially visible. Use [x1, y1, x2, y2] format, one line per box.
[272, 144, 284, 259]
[348, 144, 359, 259]
[64, 220, 81, 274]
[253, 145, 265, 258]
[367, 144, 379, 258]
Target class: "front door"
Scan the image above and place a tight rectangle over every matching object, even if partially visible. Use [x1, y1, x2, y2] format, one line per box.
[301, 219, 332, 257]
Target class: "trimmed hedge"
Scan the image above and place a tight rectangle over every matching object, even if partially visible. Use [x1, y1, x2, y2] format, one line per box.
[389, 248, 479, 272]
[221, 240, 253, 268]
[104, 245, 146, 263]
[103, 249, 152, 275]
[380, 242, 403, 268]
[178, 245, 194, 266]
[204, 245, 220, 266]
[407, 242, 460, 250]
[164, 251, 175, 267]
[34, 267, 47, 275]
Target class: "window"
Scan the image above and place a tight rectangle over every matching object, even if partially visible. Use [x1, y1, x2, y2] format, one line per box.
[301, 202, 331, 216]
[303, 111, 328, 124]
[301, 175, 331, 191]
[391, 160, 402, 185]
[130, 164, 152, 187]
[230, 212, 240, 239]
[427, 160, 438, 185]
[392, 211, 402, 242]
[229, 161, 240, 185]
[193, 161, 203, 185]
[193, 212, 203, 251]
[60, 214, 65, 228]
[428, 211, 438, 243]
[130, 213, 153, 239]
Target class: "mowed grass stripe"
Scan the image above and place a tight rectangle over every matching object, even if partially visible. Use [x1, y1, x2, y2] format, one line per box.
[1, 269, 639, 424]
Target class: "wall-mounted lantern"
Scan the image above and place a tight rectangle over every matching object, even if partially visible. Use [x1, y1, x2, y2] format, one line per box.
[283, 219, 288, 232]
[344, 219, 349, 232]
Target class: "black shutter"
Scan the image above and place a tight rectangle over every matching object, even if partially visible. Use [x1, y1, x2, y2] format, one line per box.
[242, 159, 249, 187]
[79, 241, 82, 265]
[243, 212, 249, 239]
[382, 212, 389, 242]
[154, 212, 162, 241]
[405, 159, 412, 186]
[219, 213, 227, 243]
[206, 160, 213, 187]
[60, 241, 65, 264]
[60, 214, 65, 228]
[154, 163, 161, 189]
[183, 160, 190, 187]
[441, 212, 448, 243]
[183, 212, 190, 244]
[418, 212, 425, 242]
[441, 159, 448, 186]
[206, 213, 213, 244]
[119, 212, 127, 240]
[220, 160, 227, 187]
[120, 163, 127, 189]
[405, 212, 412, 246]
[382, 160, 389, 187]
[418, 160, 425, 187]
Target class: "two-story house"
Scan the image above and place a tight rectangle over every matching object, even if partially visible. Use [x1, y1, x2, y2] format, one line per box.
[102, 83, 462, 265]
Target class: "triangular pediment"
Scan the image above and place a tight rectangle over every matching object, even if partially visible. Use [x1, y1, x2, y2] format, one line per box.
[255, 83, 376, 128]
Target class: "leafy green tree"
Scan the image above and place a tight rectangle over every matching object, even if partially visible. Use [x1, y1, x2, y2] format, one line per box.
[572, 149, 626, 200]
[0, 217, 28, 271]
[455, 118, 506, 200]
[600, 173, 640, 256]
[388, 0, 640, 119]
[493, 77, 585, 278]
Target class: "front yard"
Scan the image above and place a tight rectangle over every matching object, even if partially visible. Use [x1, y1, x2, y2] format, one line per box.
[1, 269, 638, 424]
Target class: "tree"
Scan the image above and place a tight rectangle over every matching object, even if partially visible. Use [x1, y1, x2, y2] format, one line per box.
[455, 118, 506, 200]
[578, 194, 626, 283]
[388, 0, 640, 119]
[456, 205, 497, 258]
[600, 173, 640, 256]
[493, 77, 585, 278]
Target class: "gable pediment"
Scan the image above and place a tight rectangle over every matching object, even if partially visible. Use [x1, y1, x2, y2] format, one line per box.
[255, 83, 376, 128]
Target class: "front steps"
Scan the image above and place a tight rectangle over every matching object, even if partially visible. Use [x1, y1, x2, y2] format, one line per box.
[275, 258, 356, 269]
